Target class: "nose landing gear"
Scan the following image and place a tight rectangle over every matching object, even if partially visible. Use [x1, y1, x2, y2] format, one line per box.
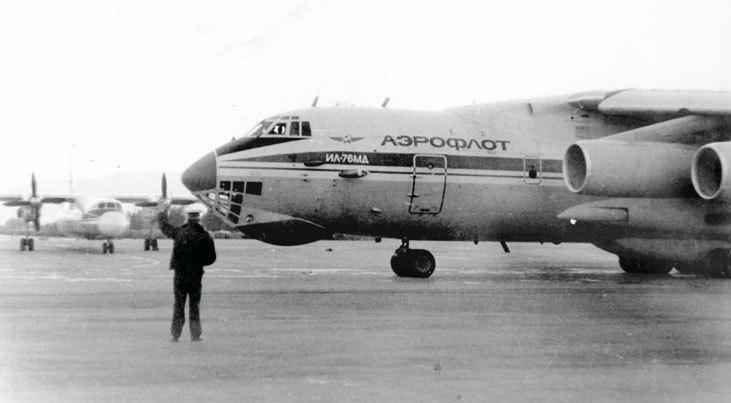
[390, 238, 436, 278]
[143, 238, 159, 251]
[102, 240, 115, 254]
[20, 237, 35, 251]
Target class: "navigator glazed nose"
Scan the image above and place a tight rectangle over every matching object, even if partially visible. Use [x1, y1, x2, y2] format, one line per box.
[182, 152, 217, 192]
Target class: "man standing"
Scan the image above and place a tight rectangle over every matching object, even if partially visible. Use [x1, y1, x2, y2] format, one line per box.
[158, 209, 216, 342]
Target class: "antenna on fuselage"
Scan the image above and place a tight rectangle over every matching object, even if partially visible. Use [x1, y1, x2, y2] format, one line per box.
[311, 96, 319, 107]
[68, 144, 75, 193]
[381, 97, 390, 108]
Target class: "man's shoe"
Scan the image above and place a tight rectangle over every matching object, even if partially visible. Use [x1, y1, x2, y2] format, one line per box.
[170, 337, 179, 342]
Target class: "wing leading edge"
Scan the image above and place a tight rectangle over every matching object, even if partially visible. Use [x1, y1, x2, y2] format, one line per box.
[570, 89, 731, 117]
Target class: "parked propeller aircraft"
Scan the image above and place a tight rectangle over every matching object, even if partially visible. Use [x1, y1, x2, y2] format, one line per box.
[1, 174, 196, 253]
[181, 89, 731, 277]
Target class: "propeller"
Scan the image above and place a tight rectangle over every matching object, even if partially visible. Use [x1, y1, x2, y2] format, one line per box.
[158, 173, 171, 211]
[29, 173, 41, 231]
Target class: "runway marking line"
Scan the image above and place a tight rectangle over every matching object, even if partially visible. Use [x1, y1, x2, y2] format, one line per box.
[130, 256, 161, 268]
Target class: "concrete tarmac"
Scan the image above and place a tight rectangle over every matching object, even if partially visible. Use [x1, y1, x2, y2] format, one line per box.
[1, 236, 731, 402]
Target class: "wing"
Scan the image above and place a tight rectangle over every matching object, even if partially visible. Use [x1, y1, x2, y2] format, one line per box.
[113, 196, 154, 204]
[4, 200, 29, 206]
[114, 196, 199, 207]
[0, 195, 24, 202]
[2, 195, 77, 206]
[170, 197, 198, 206]
[41, 196, 78, 204]
[570, 89, 731, 116]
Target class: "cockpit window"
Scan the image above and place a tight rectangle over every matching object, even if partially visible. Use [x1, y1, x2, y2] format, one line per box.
[252, 119, 313, 137]
[216, 118, 313, 155]
[267, 122, 287, 135]
[244, 120, 273, 138]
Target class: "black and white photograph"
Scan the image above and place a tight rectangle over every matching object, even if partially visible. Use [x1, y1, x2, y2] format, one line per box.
[1, 0, 731, 401]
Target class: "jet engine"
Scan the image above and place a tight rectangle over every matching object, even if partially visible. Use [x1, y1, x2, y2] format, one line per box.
[563, 140, 696, 197]
[691, 141, 731, 202]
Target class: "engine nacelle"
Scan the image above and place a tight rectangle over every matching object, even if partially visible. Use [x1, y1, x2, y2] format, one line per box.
[97, 211, 130, 237]
[691, 142, 731, 202]
[563, 140, 696, 197]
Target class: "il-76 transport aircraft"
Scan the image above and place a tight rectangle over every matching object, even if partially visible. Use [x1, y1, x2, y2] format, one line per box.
[2, 174, 195, 253]
[181, 89, 731, 278]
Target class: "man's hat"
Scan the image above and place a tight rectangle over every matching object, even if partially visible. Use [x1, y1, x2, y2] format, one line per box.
[186, 211, 202, 221]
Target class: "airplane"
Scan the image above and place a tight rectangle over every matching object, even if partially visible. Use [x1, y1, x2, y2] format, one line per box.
[180, 89, 731, 278]
[2, 174, 196, 253]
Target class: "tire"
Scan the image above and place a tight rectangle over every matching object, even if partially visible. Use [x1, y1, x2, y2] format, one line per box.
[409, 249, 436, 278]
[390, 253, 411, 277]
[103, 243, 108, 254]
[674, 263, 700, 274]
[27, 238, 34, 251]
[703, 249, 730, 278]
[619, 257, 671, 275]
[151, 239, 158, 251]
[109, 242, 115, 254]
[144, 239, 150, 251]
[639, 260, 672, 275]
[20, 238, 26, 252]
[618, 257, 640, 273]
[390, 249, 436, 278]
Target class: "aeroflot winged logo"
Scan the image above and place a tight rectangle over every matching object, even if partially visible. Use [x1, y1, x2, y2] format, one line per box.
[330, 134, 364, 144]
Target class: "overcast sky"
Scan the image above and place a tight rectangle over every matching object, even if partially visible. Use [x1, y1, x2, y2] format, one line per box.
[1, 0, 730, 193]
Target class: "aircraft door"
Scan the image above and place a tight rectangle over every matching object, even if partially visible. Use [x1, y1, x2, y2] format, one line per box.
[408, 155, 447, 214]
[523, 156, 542, 184]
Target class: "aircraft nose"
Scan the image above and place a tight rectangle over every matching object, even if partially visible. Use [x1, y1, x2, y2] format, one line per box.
[182, 152, 217, 192]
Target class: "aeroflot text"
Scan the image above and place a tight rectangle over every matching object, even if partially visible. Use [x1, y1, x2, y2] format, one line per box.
[381, 135, 510, 151]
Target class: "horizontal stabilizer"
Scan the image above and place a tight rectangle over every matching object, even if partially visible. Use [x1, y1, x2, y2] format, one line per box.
[558, 204, 628, 223]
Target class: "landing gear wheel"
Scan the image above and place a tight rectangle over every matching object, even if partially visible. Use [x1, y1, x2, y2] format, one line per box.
[390, 254, 410, 277]
[103, 242, 108, 254]
[618, 257, 672, 275]
[151, 239, 158, 251]
[703, 249, 730, 278]
[108, 241, 115, 254]
[27, 238, 34, 251]
[390, 240, 436, 278]
[144, 238, 150, 251]
[20, 238, 27, 251]
[409, 249, 436, 278]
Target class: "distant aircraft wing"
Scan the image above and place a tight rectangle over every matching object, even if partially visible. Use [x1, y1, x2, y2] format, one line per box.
[41, 196, 77, 204]
[2, 195, 76, 206]
[0, 195, 23, 202]
[4, 200, 30, 206]
[170, 197, 198, 205]
[570, 89, 731, 116]
[114, 196, 199, 207]
[113, 196, 153, 204]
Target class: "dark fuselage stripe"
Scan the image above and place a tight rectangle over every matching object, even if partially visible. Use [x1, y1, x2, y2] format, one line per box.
[218, 165, 565, 180]
[215, 137, 306, 156]
[227, 152, 563, 173]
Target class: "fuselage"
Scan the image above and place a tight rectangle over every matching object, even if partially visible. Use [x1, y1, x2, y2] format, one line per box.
[188, 97, 612, 239]
[182, 93, 730, 262]
[55, 198, 129, 239]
